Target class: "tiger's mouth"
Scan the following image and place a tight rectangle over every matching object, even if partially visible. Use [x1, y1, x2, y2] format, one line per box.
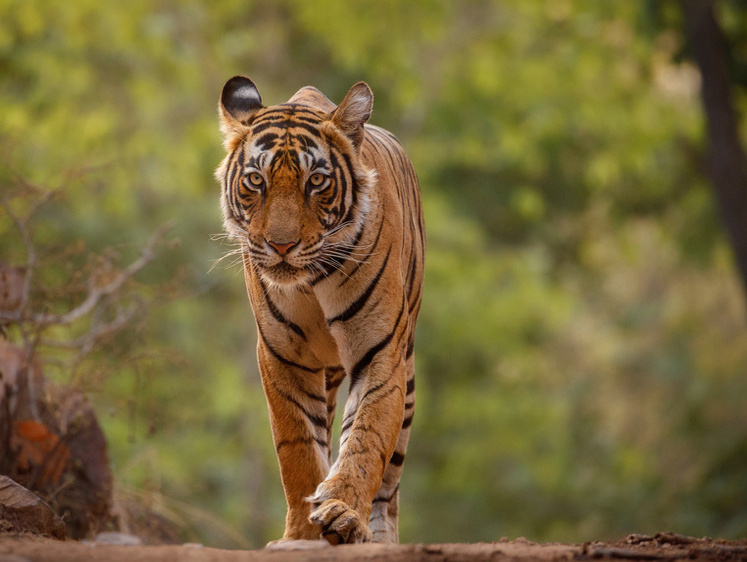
[259, 260, 314, 286]
[246, 237, 327, 287]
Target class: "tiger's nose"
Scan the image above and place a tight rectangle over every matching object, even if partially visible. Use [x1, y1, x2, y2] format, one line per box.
[266, 239, 299, 256]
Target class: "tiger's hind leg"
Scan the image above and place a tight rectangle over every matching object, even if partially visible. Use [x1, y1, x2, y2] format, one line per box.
[368, 364, 415, 543]
[368, 434, 405, 542]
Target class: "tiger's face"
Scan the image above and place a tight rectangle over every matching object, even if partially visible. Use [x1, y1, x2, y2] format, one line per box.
[217, 77, 375, 287]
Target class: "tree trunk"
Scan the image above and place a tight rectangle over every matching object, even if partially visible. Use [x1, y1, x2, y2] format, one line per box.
[680, 0, 747, 299]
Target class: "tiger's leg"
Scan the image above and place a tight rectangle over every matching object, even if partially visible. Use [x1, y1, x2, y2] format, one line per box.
[369, 359, 415, 543]
[307, 342, 407, 544]
[257, 342, 329, 542]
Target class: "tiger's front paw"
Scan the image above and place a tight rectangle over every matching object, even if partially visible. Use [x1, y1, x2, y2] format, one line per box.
[309, 499, 373, 545]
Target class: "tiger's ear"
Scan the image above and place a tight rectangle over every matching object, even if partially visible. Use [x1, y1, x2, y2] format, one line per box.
[329, 82, 373, 149]
[219, 76, 263, 142]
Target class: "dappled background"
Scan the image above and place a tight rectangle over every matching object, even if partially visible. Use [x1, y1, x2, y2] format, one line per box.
[2, 0, 746, 549]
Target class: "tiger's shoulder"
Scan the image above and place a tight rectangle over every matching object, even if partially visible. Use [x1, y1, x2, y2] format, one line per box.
[361, 124, 418, 192]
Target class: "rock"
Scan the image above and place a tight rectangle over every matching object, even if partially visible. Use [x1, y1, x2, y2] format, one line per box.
[0, 340, 114, 539]
[0, 476, 65, 539]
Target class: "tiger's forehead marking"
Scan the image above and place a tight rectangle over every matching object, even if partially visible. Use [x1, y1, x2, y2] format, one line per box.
[245, 104, 329, 174]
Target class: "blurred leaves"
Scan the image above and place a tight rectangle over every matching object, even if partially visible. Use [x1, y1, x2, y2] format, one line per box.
[1, 0, 746, 548]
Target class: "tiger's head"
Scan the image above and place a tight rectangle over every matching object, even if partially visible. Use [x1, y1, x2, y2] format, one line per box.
[216, 76, 377, 288]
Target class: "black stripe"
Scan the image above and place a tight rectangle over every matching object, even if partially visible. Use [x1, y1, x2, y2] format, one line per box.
[277, 103, 325, 117]
[340, 154, 360, 227]
[257, 322, 320, 374]
[309, 220, 367, 286]
[259, 278, 307, 340]
[340, 416, 354, 436]
[350, 334, 392, 390]
[408, 284, 422, 316]
[276, 436, 327, 452]
[328, 148, 349, 226]
[405, 335, 415, 360]
[328, 248, 391, 324]
[360, 373, 402, 405]
[338, 216, 385, 288]
[402, 414, 413, 429]
[268, 389, 327, 435]
[406, 377, 415, 395]
[227, 143, 245, 219]
[249, 119, 288, 135]
[226, 145, 241, 200]
[349, 301, 406, 389]
[373, 484, 400, 503]
[405, 250, 419, 302]
[268, 380, 327, 429]
[288, 114, 325, 126]
[253, 118, 325, 138]
[372, 135, 400, 174]
[251, 107, 323, 125]
[302, 388, 327, 404]
[255, 132, 279, 150]
[299, 135, 319, 152]
[389, 451, 405, 466]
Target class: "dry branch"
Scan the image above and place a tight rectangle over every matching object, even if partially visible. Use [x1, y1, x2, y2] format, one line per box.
[0, 225, 168, 328]
[1, 183, 171, 415]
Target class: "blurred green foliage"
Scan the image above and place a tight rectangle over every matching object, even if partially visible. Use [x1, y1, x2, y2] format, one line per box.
[1, 0, 746, 548]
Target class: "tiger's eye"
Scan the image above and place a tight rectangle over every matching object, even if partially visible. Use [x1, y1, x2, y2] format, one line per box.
[309, 173, 326, 187]
[247, 172, 264, 186]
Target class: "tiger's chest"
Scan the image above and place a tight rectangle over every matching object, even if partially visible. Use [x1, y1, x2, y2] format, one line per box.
[246, 270, 342, 369]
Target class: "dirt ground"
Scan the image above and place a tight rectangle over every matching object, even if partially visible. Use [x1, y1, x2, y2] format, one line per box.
[1, 533, 746, 561]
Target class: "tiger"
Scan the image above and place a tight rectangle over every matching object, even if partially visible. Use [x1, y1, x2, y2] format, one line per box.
[215, 75, 425, 546]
